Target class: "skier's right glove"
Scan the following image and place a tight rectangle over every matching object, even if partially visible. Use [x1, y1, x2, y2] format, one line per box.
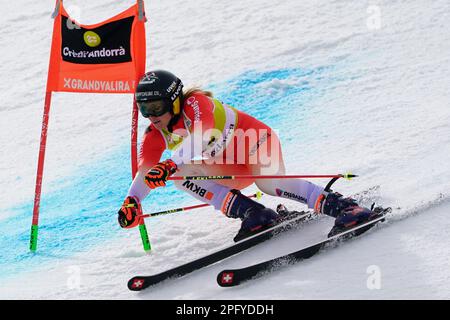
[144, 159, 178, 189]
[117, 196, 142, 229]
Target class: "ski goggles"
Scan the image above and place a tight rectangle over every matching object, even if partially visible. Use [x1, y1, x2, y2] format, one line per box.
[137, 99, 172, 118]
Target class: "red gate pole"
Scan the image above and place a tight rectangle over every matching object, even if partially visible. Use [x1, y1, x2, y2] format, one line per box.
[131, 97, 139, 178]
[30, 91, 53, 252]
[131, 98, 151, 252]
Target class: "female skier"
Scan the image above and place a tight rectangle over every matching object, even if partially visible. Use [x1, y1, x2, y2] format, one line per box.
[117, 70, 380, 240]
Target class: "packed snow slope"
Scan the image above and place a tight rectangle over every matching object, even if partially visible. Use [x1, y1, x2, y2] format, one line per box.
[0, 0, 449, 299]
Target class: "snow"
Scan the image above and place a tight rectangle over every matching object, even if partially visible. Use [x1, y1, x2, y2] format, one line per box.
[0, 0, 449, 299]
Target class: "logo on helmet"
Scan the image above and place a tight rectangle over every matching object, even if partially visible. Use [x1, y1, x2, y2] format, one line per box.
[83, 31, 101, 47]
[170, 83, 183, 101]
[167, 81, 177, 93]
[141, 73, 159, 84]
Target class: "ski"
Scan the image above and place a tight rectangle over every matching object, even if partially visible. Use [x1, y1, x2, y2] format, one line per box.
[217, 208, 390, 287]
[128, 207, 315, 291]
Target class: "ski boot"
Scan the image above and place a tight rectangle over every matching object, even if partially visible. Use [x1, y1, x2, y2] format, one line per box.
[222, 189, 279, 242]
[315, 191, 386, 238]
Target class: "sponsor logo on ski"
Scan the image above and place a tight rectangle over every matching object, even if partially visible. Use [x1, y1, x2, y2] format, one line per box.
[221, 272, 234, 284]
[131, 278, 144, 289]
[182, 181, 214, 200]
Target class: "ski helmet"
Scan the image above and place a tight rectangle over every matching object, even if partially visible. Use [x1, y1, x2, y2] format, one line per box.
[135, 70, 184, 118]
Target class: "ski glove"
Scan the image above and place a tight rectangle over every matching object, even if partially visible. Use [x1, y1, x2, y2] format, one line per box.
[144, 159, 178, 189]
[117, 196, 142, 229]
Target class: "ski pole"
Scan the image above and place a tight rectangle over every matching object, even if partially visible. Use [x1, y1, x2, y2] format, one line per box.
[138, 192, 263, 219]
[168, 173, 357, 181]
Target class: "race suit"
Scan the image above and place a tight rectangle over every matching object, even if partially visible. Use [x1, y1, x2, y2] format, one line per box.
[127, 93, 323, 212]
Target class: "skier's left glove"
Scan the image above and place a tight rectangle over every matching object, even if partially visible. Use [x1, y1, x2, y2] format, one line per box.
[144, 159, 178, 189]
[117, 196, 143, 229]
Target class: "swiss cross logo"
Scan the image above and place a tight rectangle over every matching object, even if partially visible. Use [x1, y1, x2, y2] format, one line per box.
[221, 272, 234, 285]
[132, 278, 145, 289]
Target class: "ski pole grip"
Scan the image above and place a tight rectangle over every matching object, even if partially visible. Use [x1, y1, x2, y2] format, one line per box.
[324, 173, 358, 192]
